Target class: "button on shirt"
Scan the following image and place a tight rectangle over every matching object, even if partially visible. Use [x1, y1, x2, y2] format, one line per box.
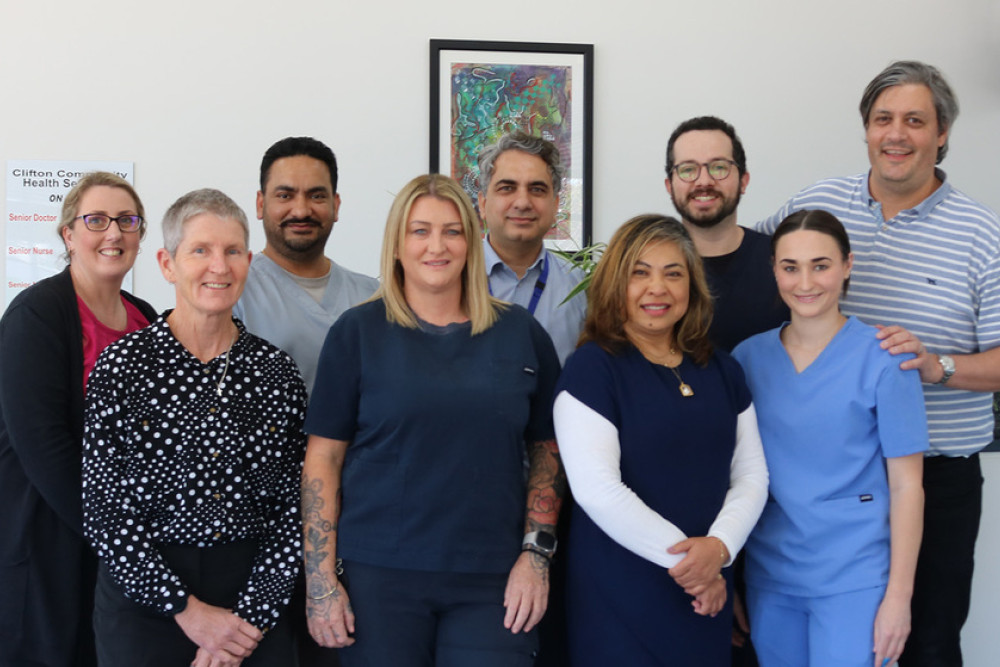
[82, 315, 307, 630]
[483, 237, 587, 365]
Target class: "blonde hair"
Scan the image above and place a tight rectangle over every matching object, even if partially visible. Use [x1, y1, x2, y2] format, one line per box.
[580, 214, 714, 365]
[376, 174, 504, 334]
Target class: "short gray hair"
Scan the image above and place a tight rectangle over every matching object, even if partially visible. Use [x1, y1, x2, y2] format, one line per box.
[859, 60, 959, 164]
[162, 188, 249, 256]
[477, 131, 564, 195]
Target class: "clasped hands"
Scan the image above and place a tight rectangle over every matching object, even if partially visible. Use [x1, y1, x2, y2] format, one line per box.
[668, 536, 729, 617]
[175, 595, 263, 667]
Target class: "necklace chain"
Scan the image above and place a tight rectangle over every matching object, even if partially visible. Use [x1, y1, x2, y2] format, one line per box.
[658, 348, 694, 397]
[215, 331, 236, 397]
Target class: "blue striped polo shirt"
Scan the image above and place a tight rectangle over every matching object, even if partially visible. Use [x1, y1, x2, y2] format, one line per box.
[757, 170, 1000, 457]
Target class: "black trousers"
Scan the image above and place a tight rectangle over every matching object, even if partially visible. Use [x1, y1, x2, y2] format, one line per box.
[338, 560, 538, 667]
[94, 540, 293, 666]
[900, 453, 983, 667]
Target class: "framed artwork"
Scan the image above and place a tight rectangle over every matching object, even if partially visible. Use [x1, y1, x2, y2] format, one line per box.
[429, 39, 594, 250]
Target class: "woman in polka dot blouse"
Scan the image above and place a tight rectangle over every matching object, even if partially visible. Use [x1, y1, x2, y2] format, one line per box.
[82, 189, 307, 667]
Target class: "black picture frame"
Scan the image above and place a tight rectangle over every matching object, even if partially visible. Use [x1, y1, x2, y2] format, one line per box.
[429, 39, 594, 249]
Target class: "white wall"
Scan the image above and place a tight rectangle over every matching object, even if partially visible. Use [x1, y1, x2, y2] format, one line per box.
[3, 0, 999, 660]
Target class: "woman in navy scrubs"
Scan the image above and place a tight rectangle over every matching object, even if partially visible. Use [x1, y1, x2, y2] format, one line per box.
[302, 174, 563, 666]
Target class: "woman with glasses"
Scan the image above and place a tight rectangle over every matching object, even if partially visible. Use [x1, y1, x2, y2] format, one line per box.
[0, 172, 157, 666]
[553, 215, 768, 666]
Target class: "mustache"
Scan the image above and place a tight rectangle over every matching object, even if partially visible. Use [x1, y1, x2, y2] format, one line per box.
[688, 188, 721, 199]
[280, 217, 321, 227]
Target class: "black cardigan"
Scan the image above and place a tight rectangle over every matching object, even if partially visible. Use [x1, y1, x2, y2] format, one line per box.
[0, 266, 157, 665]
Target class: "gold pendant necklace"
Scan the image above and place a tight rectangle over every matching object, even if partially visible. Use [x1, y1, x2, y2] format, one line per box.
[660, 347, 693, 397]
[668, 365, 694, 397]
[639, 343, 695, 397]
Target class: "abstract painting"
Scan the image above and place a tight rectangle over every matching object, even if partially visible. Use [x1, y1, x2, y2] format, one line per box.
[430, 40, 593, 249]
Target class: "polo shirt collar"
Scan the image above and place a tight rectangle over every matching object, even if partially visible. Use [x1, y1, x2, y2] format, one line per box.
[863, 167, 954, 218]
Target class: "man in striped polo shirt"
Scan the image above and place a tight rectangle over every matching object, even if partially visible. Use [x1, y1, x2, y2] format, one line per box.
[758, 61, 1000, 666]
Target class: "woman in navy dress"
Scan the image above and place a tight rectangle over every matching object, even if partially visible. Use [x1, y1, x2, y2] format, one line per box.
[553, 215, 768, 666]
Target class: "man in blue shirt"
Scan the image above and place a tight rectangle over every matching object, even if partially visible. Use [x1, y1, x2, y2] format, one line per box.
[478, 132, 587, 366]
[759, 61, 1000, 667]
[477, 132, 584, 667]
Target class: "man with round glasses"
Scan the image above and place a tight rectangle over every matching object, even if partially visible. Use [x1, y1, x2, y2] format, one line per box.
[665, 116, 787, 353]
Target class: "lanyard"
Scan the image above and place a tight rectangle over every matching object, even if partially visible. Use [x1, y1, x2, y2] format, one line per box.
[525, 252, 550, 316]
[489, 251, 550, 316]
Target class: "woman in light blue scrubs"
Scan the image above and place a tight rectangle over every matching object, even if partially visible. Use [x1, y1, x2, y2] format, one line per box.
[732, 210, 927, 667]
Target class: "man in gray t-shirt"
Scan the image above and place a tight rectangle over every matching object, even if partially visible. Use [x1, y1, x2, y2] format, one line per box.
[234, 136, 378, 395]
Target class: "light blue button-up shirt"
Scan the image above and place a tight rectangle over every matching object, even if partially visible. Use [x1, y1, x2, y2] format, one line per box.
[483, 236, 587, 365]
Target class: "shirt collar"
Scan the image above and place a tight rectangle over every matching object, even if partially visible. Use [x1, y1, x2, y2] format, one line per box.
[863, 167, 953, 217]
[156, 311, 250, 360]
[482, 234, 547, 274]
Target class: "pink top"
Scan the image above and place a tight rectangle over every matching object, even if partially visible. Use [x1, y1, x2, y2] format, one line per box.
[78, 295, 151, 393]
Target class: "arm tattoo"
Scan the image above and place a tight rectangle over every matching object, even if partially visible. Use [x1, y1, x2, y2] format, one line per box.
[302, 474, 338, 603]
[525, 438, 565, 535]
[528, 551, 551, 581]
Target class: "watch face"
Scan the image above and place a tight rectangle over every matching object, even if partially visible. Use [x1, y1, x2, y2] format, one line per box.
[535, 532, 557, 551]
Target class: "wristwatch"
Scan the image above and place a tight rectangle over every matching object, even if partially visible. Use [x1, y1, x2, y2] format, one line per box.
[522, 531, 557, 559]
[936, 354, 956, 385]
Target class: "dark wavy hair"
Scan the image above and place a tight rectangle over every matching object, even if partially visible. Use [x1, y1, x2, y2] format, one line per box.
[859, 60, 957, 164]
[580, 214, 713, 365]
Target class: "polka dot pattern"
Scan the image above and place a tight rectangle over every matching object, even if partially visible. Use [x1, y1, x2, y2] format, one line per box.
[82, 314, 307, 630]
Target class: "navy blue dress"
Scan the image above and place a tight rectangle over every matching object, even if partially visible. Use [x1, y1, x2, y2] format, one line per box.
[557, 342, 751, 666]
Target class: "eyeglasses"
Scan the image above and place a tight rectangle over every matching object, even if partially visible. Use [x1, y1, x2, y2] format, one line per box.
[74, 214, 144, 233]
[671, 159, 738, 183]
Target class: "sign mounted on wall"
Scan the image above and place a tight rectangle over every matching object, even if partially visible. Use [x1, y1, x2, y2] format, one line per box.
[5, 160, 134, 307]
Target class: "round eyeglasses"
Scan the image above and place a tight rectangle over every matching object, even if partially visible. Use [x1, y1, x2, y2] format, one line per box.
[74, 214, 144, 233]
[671, 159, 738, 183]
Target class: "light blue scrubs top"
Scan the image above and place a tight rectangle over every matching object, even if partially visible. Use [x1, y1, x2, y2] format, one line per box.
[733, 317, 928, 597]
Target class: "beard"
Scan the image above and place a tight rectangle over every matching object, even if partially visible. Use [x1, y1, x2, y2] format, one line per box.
[672, 187, 742, 229]
[264, 218, 332, 256]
